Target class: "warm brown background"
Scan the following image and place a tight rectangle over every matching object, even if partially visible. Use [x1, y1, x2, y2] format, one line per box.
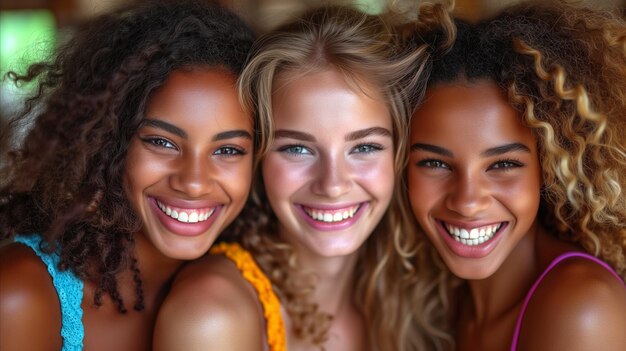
[0, 0, 624, 134]
[1, 0, 624, 30]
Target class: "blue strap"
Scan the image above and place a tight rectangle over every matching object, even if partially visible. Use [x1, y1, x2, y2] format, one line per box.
[14, 234, 84, 350]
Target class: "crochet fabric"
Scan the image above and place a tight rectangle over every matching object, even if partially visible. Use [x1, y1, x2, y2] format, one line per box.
[14, 234, 84, 350]
[211, 242, 286, 351]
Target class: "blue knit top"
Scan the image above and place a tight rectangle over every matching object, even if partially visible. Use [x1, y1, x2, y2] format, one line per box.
[14, 234, 84, 350]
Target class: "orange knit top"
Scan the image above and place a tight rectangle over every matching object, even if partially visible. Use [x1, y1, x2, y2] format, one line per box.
[210, 242, 287, 351]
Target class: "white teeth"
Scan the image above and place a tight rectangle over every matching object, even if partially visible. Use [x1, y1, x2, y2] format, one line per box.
[469, 228, 479, 239]
[304, 205, 360, 223]
[460, 229, 469, 239]
[156, 200, 215, 224]
[188, 212, 198, 223]
[444, 222, 503, 246]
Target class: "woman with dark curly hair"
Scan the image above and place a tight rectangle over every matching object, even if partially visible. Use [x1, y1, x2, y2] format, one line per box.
[404, 1, 626, 350]
[153, 5, 445, 351]
[0, 1, 260, 349]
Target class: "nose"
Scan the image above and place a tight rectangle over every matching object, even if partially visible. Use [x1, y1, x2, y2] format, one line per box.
[311, 154, 352, 198]
[169, 153, 216, 198]
[445, 173, 491, 218]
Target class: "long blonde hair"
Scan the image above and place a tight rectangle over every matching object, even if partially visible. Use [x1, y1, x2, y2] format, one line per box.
[233, 5, 447, 349]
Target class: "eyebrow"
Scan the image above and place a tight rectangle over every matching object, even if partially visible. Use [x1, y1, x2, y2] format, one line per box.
[213, 130, 253, 141]
[274, 127, 392, 142]
[142, 119, 187, 138]
[410, 142, 531, 158]
[274, 130, 316, 142]
[142, 119, 252, 141]
[481, 143, 531, 157]
[410, 143, 453, 157]
[345, 127, 392, 141]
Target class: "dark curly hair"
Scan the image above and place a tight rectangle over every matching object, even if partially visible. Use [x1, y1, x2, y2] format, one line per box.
[402, 1, 626, 348]
[0, 0, 255, 313]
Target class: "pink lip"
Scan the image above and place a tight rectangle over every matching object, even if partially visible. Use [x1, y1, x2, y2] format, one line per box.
[436, 219, 508, 259]
[296, 202, 368, 232]
[149, 198, 222, 237]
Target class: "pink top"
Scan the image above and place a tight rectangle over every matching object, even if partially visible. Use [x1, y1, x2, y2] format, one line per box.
[510, 252, 626, 350]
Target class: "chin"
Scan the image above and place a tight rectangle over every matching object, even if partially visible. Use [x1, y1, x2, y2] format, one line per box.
[447, 260, 499, 281]
[312, 241, 361, 257]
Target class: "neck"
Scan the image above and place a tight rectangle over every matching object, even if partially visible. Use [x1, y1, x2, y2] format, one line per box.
[287, 239, 360, 315]
[128, 232, 183, 307]
[465, 223, 543, 324]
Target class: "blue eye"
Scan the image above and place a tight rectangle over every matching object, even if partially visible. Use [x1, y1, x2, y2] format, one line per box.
[417, 159, 450, 169]
[279, 144, 313, 155]
[214, 146, 245, 156]
[351, 143, 383, 154]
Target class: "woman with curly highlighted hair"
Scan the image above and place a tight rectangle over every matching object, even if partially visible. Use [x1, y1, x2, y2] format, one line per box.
[0, 1, 260, 349]
[404, 1, 626, 350]
[154, 5, 447, 351]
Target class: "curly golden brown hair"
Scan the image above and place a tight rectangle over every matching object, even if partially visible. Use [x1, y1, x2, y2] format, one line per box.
[230, 5, 446, 350]
[0, 0, 256, 313]
[402, 0, 626, 348]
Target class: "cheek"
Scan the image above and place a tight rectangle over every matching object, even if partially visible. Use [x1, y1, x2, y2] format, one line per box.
[123, 142, 145, 197]
[406, 168, 438, 216]
[261, 156, 308, 202]
[124, 143, 172, 185]
[216, 158, 254, 201]
[493, 168, 542, 224]
[353, 156, 395, 201]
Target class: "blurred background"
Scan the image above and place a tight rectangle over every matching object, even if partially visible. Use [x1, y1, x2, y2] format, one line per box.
[1, 0, 625, 130]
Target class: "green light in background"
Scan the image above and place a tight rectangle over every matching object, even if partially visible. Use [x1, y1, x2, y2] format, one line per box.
[0, 10, 56, 76]
[1, 10, 56, 116]
[351, 0, 386, 14]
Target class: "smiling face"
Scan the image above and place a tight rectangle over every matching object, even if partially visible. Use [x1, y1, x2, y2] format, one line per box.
[124, 69, 253, 260]
[407, 80, 542, 280]
[262, 68, 395, 258]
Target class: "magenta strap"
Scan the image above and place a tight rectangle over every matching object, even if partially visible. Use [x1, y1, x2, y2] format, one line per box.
[510, 252, 625, 350]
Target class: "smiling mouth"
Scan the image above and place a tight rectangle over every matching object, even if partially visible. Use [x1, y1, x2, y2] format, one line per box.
[156, 200, 216, 224]
[441, 221, 505, 246]
[302, 204, 362, 223]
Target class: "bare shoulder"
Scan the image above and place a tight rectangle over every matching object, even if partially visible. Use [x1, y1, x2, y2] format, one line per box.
[153, 254, 265, 351]
[518, 254, 626, 351]
[0, 242, 63, 350]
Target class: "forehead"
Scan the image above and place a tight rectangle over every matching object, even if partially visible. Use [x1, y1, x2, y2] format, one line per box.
[146, 69, 251, 129]
[410, 80, 533, 144]
[271, 68, 391, 129]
